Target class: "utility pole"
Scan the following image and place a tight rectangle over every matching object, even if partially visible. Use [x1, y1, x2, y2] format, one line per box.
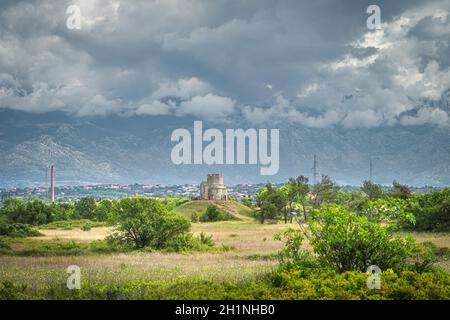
[50, 165, 55, 203]
[369, 159, 373, 181]
[312, 155, 318, 184]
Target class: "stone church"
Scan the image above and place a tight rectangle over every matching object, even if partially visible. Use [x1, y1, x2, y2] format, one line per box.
[200, 173, 228, 200]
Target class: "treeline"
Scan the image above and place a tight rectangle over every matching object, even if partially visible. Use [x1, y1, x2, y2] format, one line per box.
[247, 176, 450, 232]
[0, 196, 190, 226]
[0, 197, 112, 225]
[0, 196, 214, 252]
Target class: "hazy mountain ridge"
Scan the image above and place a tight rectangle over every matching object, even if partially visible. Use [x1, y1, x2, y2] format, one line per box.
[0, 110, 448, 187]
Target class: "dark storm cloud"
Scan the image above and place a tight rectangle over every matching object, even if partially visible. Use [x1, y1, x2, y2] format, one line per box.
[0, 0, 449, 127]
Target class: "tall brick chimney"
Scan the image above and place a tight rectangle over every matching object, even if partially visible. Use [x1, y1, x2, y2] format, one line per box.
[50, 165, 55, 203]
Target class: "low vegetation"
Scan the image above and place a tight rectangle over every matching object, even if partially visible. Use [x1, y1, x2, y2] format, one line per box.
[198, 205, 235, 222]
[0, 177, 449, 300]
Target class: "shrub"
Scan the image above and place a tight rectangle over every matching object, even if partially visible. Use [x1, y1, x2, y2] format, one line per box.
[81, 225, 91, 231]
[0, 198, 53, 225]
[92, 199, 113, 221]
[107, 197, 191, 249]
[199, 205, 232, 222]
[270, 267, 450, 300]
[197, 232, 215, 246]
[0, 223, 42, 237]
[274, 228, 315, 268]
[164, 233, 215, 252]
[191, 211, 199, 222]
[279, 204, 431, 274]
[361, 180, 384, 200]
[408, 188, 450, 232]
[241, 197, 254, 209]
[308, 205, 417, 273]
[0, 281, 28, 300]
[73, 197, 97, 220]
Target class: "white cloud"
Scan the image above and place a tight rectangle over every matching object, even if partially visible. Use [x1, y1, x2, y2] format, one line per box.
[152, 77, 213, 100]
[176, 94, 235, 120]
[400, 107, 449, 126]
[135, 100, 173, 116]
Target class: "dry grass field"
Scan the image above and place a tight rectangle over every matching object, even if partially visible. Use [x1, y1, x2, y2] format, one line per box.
[1, 220, 449, 296]
[0, 220, 288, 296]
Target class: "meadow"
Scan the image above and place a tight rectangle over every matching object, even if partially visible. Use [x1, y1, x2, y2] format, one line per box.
[1, 217, 449, 299]
[1, 183, 449, 300]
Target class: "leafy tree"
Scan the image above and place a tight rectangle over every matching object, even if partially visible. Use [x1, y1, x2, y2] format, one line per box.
[241, 196, 254, 209]
[409, 188, 450, 231]
[308, 205, 418, 272]
[361, 198, 416, 229]
[335, 191, 369, 213]
[254, 184, 287, 223]
[108, 197, 190, 249]
[0, 199, 52, 225]
[74, 197, 97, 220]
[391, 180, 412, 199]
[200, 205, 232, 222]
[361, 180, 384, 200]
[287, 176, 310, 222]
[93, 199, 114, 221]
[310, 175, 339, 214]
[50, 202, 74, 221]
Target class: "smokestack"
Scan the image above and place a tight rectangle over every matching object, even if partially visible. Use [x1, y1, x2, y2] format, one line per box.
[50, 165, 55, 203]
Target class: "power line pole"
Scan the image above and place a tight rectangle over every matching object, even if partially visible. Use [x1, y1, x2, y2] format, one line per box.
[50, 164, 55, 203]
[312, 155, 318, 184]
[369, 159, 373, 181]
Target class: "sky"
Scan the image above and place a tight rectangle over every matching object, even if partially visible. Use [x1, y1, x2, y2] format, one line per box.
[1, 0, 450, 129]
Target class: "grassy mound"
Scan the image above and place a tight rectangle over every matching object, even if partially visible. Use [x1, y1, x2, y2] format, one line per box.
[172, 200, 254, 221]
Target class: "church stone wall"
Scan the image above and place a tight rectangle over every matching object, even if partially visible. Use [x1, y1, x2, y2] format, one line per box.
[200, 173, 228, 200]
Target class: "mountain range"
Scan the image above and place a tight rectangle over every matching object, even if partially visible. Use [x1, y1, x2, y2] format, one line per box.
[0, 109, 449, 187]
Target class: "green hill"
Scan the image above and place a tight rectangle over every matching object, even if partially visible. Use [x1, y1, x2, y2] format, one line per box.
[172, 200, 254, 221]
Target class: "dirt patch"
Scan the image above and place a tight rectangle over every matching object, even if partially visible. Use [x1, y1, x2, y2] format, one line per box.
[36, 227, 112, 241]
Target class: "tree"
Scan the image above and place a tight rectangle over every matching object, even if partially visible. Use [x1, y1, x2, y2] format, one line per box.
[391, 180, 412, 199]
[108, 197, 190, 249]
[335, 191, 369, 213]
[254, 184, 287, 223]
[361, 180, 384, 200]
[410, 188, 450, 231]
[310, 175, 339, 214]
[241, 196, 254, 209]
[200, 205, 230, 222]
[93, 199, 113, 221]
[74, 197, 97, 219]
[287, 176, 310, 222]
[281, 204, 420, 273]
[0, 199, 52, 225]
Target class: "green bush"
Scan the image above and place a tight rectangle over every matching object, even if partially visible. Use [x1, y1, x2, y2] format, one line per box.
[107, 197, 192, 250]
[0, 198, 53, 225]
[199, 205, 233, 222]
[191, 211, 199, 222]
[279, 204, 431, 273]
[3, 267, 448, 300]
[0, 281, 28, 300]
[408, 188, 450, 232]
[309, 205, 418, 272]
[197, 232, 215, 246]
[164, 232, 215, 252]
[274, 228, 317, 268]
[73, 197, 97, 220]
[270, 266, 450, 300]
[0, 223, 42, 237]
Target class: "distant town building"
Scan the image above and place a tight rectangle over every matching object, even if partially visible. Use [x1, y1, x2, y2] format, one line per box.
[200, 173, 228, 200]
